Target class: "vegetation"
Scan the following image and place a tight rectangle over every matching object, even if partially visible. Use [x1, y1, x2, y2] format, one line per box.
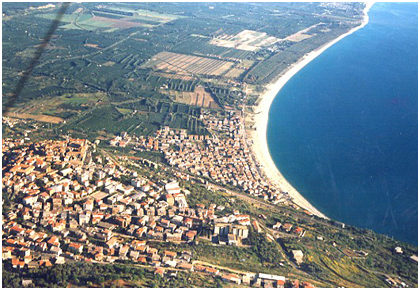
[3, 2, 365, 135]
[2, 260, 223, 288]
[2, 262, 148, 288]
[247, 232, 282, 264]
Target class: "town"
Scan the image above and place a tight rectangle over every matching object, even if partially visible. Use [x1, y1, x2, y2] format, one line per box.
[2, 137, 314, 288]
[2, 1, 418, 288]
[111, 109, 292, 207]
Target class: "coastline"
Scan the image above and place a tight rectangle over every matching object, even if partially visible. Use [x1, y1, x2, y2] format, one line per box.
[247, 3, 374, 219]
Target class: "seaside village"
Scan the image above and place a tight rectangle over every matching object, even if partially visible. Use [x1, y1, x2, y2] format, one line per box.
[111, 109, 293, 207]
[2, 130, 317, 288]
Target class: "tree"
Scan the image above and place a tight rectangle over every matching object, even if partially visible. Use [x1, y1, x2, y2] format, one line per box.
[215, 277, 224, 288]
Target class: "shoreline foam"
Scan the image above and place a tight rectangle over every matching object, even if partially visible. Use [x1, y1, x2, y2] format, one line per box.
[247, 3, 374, 219]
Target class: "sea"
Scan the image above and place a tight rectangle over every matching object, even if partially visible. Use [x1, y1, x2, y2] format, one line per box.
[267, 2, 418, 245]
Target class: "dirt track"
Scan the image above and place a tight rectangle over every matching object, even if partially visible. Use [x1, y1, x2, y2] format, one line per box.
[4, 112, 64, 123]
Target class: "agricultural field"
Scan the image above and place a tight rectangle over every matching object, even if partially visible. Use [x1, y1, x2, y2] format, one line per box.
[145, 74, 199, 92]
[282, 23, 324, 42]
[60, 97, 209, 138]
[163, 86, 221, 109]
[152, 72, 194, 82]
[87, 6, 183, 29]
[171, 35, 253, 61]
[3, 112, 64, 124]
[224, 67, 246, 79]
[4, 91, 109, 124]
[210, 29, 281, 51]
[96, 5, 183, 23]
[38, 5, 182, 32]
[88, 16, 146, 29]
[35, 12, 83, 23]
[238, 59, 255, 70]
[3, 1, 367, 128]
[142, 51, 235, 77]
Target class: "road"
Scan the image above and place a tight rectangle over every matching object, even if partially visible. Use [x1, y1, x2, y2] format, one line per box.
[192, 260, 255, 276]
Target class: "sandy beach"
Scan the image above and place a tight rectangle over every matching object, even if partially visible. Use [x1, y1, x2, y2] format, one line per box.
[247, 3, 374, 219]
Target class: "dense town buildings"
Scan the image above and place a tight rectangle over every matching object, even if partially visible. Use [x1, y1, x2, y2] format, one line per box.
[127, 110, 290, 206]
[2, 137, 310, 287]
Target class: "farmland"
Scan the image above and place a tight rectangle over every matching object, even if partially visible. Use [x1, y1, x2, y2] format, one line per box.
[163, 87, 221, 109]
[94, 6, 183, 23]
[59, 97, 209, 139]
[89, 16, 146, 29]
[283, 26, 316, 42]
[152, 72, 194, 82]
[210, 29, 281, 51]
[142, 51, 235, 77]
[3, 112, 64, 124]
[224, 67, 246, 79]
[3, 2, 367, 134]
[171, 35, 253, 61]
[37, 4, 183, 31]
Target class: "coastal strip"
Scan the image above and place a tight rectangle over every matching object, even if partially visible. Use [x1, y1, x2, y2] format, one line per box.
[247, 3, 374, 219]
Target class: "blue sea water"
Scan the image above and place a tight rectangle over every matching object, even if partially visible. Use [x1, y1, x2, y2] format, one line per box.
[267, 2, 418, 245]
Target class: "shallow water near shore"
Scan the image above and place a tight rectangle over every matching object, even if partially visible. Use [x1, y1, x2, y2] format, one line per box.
[267, 2, 418, 245]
